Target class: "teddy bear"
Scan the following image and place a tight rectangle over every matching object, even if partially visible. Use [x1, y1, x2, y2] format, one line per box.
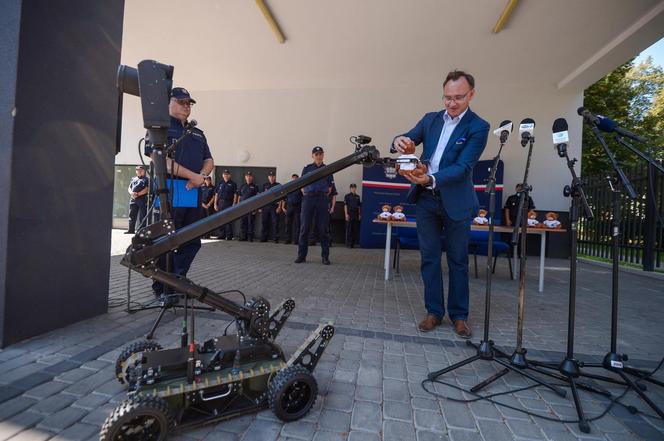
[527, 210, 540, 227]
[377, 204, 392, 221]
[542, 212, 562, 229]
[473, 209, 489, 225]
[392, 205, 406, 221]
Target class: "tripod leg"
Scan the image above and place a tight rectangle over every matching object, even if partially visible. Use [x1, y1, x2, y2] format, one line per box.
[428, 354, 482, 381]
[569, 378, 590, 433]
[471, 368, 509, 393]
[495, 358, 567, 397]
[146, 306, 168, 340]
[617, 370, 664, 419]
[528, 365, 611, 397]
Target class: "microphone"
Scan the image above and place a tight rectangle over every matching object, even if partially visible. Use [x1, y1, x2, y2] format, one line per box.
[596, 115, 647, 143]
[186, 119, 198, 130]
[519, 118, 535, 147]
[577, 107, 599, 125]
[355, 135, 372, 145]
[492, 120, 513, 143]
[552, 118, 569, 157]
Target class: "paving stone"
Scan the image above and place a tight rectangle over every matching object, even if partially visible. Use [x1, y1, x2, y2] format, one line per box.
[414, 409, 447, 433]
[447, 428, 484, 441]
[383, 419, 416, 441]
[23, 380, 69, 400]
[237, 418, 282, 441]
[280, 419, 316, 439]
[350, 401, 381, 433]
[323, 391, 354, 412]
[31, 393, 77, 414]
[505, 418, 545, 440]
[6, 427, 54, 441]
[383, 400, 412, 422]
[212, 414, 254, 434]
[50, 423, 99, 441]
[0, 411, 44, 439]
[348, 431, 381, 441]
[383, 379, 410, 402]
[71, 392, 112, 410]
[476, 419, 515, 441]
[312, 431, 347, 441]
[318, 409, 351, 433]
[416, 430, 450, 441]
[441, 401, 477, 430]
[354, 385, 382, 403]
[37, 406, 88, 432]
[0, 396, 37, 421]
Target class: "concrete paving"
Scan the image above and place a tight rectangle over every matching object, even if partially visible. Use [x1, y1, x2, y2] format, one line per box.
[1, 229, 663, 440]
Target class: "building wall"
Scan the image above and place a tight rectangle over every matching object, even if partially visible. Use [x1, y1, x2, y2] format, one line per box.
[117, 80, 583, 213]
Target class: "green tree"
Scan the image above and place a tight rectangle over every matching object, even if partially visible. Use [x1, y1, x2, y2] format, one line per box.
[581, 57, 664, 176]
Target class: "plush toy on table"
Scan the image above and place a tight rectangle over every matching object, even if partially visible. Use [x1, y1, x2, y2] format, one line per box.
[542, 211, 562, 229]
[527, 210, 540, 227]
[377, 204, 393, 221]
[392, 205, 406, 221]
[472, 209, 489, 225]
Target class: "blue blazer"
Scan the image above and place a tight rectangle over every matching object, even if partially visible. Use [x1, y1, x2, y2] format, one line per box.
[399, 109, 489, 221]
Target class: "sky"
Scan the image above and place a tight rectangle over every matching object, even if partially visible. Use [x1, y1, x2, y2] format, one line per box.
[634, 36, 664, 68]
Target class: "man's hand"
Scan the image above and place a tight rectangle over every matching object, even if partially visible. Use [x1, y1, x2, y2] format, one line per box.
[214, 204, 219, 212]
[329, 207, 334, 214]
[186, 174, 205, 189]
[345, 214, 350, 221]
[401, 170, 430, 186]
[394, 136, 414, 153]
[131, 192, 138, 198]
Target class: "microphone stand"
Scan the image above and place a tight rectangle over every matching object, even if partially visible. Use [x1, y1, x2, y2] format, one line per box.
[428, 136, 565, 399]
[578, 131, 664, 419]
[529, 145, 597, 433]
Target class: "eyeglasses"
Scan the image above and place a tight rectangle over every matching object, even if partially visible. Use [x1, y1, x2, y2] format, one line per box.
[443, 91, 471, 103]
[174, 99, 194, 107]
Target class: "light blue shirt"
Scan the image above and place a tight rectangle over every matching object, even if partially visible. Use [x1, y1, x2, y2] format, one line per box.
[428, 108, 468, 175]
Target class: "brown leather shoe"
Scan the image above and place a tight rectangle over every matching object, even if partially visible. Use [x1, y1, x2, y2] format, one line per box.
[453, 320, 472, 339]
[418, 314, 442, 332]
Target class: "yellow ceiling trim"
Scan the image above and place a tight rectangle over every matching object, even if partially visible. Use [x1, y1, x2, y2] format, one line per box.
[493, 0, 519, 33]
[255, 0, 286, 44]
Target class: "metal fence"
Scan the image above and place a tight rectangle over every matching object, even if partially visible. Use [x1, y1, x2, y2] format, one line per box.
[578, 161, 664, 271]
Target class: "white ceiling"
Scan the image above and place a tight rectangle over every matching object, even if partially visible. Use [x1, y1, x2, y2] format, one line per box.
[122, 0, 664, 92]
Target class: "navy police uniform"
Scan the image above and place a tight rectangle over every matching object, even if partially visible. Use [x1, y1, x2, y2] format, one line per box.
[144, 88, 212, 296]
[238, 173, 259, 241]
[260, 172, 281, 242]
[309, 182, 337, 244]
[127, 170, 149, 233]
[504, 191, 535, 226]
[200, 180, 215, 217]
[344, 188, 362, 247]
[215, 172, 238, 239]
[284, 178, 303, 244]
[297, 147, 334, 262]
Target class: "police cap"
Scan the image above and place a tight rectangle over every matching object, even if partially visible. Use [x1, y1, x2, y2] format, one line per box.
[223, 169, 231, 174]
[312, 146, 324, 154]
[268, 171, 275, 177]
[170, 87, 196, 104]
[245, 171, 253, 176]
[135, 165, 146, 171]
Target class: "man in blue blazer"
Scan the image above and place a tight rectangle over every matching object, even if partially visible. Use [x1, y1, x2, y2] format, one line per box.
[393, 70, 489, 337]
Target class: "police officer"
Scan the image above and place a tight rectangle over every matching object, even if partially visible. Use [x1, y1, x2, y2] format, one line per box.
[126, 165, 149, 234]
[503, 183, 536, 227]
[309, 182, 337, 245]
[238, 171, 259, 241]
[213, 169, 238, 240]
[284, 173, 302, 244]
[344, 183, 362, 247]
[260, 171, 281, 243]
[145, 87, 214, 303]
[200, 176, 215, 238]
[296, 146, 334, 265]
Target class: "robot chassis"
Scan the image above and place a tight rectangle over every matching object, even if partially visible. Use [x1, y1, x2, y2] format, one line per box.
[101, 61, 386, 441]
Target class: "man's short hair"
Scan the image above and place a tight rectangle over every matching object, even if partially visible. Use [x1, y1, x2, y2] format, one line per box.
[350, 183, 357, 188]
[443, 70, 475, 89]
[292, 174, 299, 178]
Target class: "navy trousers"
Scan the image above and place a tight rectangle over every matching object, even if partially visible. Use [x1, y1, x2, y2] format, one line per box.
[298, 194, 329, 259]
[152, 207, 202, 295]
[240, 213, 255, 241]
[285, 204, 301, 243]
[416, 192, 470, 321]
[218, 200, 234, 239]
[127, 197, 147, 233]
[261, 205, 279, 241]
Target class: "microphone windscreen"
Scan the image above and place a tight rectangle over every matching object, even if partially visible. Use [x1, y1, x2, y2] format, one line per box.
[499, 120, 513, 132]
[577, 107, 586, 116]
[552, 118, 568, 132]
[597, 116, 617, 132]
